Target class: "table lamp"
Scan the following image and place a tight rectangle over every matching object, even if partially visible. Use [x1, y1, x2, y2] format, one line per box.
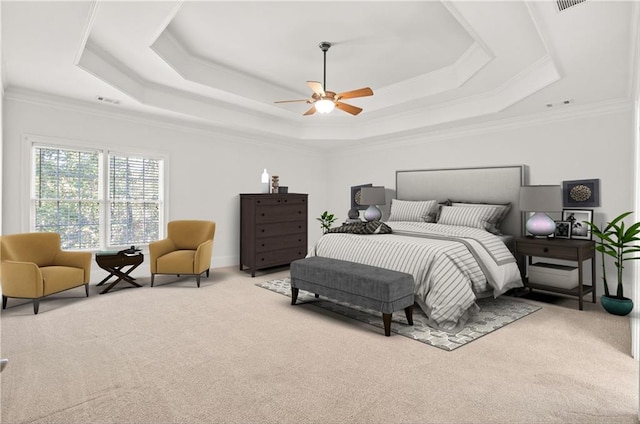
[519, 185, 562, 237]
[360, 186, 386, 222]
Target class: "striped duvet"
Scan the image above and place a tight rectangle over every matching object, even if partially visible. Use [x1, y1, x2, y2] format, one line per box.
[308, 221, 523, 332]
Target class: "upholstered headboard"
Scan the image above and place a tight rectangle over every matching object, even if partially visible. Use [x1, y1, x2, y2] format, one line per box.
[395, 165, 528, 237]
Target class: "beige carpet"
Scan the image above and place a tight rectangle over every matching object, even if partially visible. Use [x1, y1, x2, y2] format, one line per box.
[1, 266, 638, 424]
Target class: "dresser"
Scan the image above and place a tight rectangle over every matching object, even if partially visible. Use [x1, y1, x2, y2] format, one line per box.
[240, 193, 308, 277]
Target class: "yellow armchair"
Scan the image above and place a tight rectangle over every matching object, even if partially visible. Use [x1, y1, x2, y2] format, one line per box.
[1, 232, 91, 314]
[149, 220, 216, 288]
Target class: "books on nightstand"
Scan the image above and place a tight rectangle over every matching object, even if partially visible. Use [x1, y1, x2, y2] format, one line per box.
[528, 262, 579, 290]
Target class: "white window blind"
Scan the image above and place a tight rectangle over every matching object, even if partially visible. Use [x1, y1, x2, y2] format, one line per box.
[33, 146, 101, 249]
[32, 142, 165, 250]
[108, 154, 161, 246]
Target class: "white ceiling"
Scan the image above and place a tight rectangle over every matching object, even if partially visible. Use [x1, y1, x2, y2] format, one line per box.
[2, 1, 638, 149]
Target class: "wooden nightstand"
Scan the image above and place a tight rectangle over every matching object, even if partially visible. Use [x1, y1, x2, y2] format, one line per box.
[514, 237, 596, 310]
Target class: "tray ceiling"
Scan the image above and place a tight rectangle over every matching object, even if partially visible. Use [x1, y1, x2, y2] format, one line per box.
[2, 1, 638, 148]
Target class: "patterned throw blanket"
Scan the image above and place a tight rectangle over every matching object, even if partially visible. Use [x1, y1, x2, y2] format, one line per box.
[308, 221, 523, 332]
[326, 220, 392, 235]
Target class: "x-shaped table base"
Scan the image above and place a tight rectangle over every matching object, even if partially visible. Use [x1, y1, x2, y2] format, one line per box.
[95, 253, 145, 295]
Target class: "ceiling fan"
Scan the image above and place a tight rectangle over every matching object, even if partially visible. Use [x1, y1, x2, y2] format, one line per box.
[274, 42, 373, 116]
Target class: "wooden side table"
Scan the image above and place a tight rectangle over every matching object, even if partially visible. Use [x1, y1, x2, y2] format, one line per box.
[95, 251, 144, 294]
[514, 237, 596, 310]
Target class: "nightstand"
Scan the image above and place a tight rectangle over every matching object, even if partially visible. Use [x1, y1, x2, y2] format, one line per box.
[514, 237, 596, 310]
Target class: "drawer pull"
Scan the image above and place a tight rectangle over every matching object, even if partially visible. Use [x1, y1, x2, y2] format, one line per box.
[543, 247, 549, 253]
[261, 213, 265, 216]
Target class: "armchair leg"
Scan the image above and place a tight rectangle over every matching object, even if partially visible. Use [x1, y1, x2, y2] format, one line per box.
[151, 274, 155, 287]
[206, 269, 210, 278]
[196, 275, 201, 288]
[85, 284, 89, 297]
[2, 295, 7, 310]
[33, 299, 40, 315]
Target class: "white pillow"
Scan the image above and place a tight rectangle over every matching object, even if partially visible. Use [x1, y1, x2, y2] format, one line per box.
[449, 202, 511, 234]
[437, 205, 502, 230]
[387, 199, 438, 222]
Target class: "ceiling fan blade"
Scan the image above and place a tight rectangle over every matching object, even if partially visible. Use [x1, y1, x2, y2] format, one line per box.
[337, 87, 373, 100]
[274, 99, 309, 103]
[303, 105, 317, 116]
[307, 81, 326, 97]
[335, 102, 363, 116]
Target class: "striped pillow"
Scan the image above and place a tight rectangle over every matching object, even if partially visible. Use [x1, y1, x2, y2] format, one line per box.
[450, 202, 511, 234]
[387, 199, 438, 222]
[437, 205, 502, 230]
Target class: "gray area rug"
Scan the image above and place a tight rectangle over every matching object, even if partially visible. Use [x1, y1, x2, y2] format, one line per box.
[257, 277, 541, 351]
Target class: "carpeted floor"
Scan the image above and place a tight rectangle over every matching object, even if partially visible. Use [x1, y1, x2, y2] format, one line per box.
[0, 266, 638, 424]
[256, 277, 542, 350]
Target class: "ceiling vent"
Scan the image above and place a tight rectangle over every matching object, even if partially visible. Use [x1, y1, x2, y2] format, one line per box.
[556, 0, 586, 12]
[96, 96, 120, 105]
[545, 99, 574, 108]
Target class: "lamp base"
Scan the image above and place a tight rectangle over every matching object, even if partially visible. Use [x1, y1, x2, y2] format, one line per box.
[526, 212, 556, 237]
[363, 205, 382, 222]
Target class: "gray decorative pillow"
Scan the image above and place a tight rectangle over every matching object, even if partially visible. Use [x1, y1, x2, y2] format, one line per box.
[387, 199, 438, 222]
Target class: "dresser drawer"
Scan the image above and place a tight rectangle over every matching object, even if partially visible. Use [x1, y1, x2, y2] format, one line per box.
[254, 196, 306, 206]
[256, 247, 307, 268]
[256, 204, 306, 223]
[256, 234, 306, 253]
[516, 242, 578, 260]
[256, 221, 306, 237]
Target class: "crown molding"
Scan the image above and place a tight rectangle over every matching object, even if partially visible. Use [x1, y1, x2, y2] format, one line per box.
[4, 86, 326, 156]
[341, 97, 633, 153]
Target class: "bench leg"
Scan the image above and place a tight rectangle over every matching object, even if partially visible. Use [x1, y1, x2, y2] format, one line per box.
[291, 287, 299, 305]
[405, 305, 414, 325]
[382, 313, 392, 336]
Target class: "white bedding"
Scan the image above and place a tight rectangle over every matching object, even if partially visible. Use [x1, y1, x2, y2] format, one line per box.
[307, 221, 523, 332]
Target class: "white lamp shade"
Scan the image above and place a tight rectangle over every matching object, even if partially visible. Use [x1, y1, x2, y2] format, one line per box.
[360, 186, 386, 206]
[315, 99, 335, 114]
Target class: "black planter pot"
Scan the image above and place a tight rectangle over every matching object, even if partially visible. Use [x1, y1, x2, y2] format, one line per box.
[600, 295, 634, 316]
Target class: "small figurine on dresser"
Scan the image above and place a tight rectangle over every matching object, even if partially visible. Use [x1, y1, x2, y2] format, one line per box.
[271, 175, 279, 193]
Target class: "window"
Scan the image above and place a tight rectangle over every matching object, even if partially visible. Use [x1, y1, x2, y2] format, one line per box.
[31, 141, 165, 250]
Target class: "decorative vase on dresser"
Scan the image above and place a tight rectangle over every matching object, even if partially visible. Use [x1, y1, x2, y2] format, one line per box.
[240, 193, 308, 277]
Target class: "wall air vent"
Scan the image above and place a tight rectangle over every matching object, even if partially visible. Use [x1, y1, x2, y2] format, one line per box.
[556, 0, 586, 12]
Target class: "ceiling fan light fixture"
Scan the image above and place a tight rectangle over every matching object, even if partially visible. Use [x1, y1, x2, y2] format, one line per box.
[315, 99, 335, 114]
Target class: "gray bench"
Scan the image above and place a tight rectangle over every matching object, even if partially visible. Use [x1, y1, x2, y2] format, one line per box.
[289, 256, 415, 336]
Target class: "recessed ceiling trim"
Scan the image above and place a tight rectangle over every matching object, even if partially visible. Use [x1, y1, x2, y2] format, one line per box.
[370, 42, 491, 112]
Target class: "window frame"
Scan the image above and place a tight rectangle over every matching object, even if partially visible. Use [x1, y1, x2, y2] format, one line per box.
[24, 134, 168, 251]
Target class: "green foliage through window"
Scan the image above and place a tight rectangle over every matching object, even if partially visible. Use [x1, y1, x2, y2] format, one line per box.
[33, 145, 164, 250]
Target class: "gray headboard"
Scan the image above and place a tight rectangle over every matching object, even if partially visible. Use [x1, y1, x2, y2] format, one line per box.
[395, 165, 528, 237]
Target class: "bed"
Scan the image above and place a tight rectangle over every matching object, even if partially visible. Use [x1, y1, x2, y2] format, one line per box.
[308, 165, 528, 332]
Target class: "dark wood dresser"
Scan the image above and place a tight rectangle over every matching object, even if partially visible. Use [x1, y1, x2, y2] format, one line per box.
[240, 193, 308, 277]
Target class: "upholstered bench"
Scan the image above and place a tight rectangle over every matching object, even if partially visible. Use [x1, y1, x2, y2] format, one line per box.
[289, 256, 415, 336]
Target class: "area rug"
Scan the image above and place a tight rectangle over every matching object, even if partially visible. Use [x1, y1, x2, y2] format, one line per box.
[256, 278, 541, 351]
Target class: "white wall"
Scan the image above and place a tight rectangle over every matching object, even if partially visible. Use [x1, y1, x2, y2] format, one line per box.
[325, 106, 636, 298]
[2, 94, 637, 298]
[2, 97, 328, 280]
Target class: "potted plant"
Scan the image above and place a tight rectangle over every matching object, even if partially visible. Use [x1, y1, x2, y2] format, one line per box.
[316, 211, 337, 234]
[585, 211, 640, 316]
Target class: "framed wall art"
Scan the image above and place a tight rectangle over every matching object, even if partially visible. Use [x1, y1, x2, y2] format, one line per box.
[554, 220, 572, 239]
[562, 209, 593, 240]
[562, 179, 600, 207]
[351, 184, 373, 210]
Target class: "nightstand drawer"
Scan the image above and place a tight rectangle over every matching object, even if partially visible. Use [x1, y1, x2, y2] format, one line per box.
[515, 242, 578, 260]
